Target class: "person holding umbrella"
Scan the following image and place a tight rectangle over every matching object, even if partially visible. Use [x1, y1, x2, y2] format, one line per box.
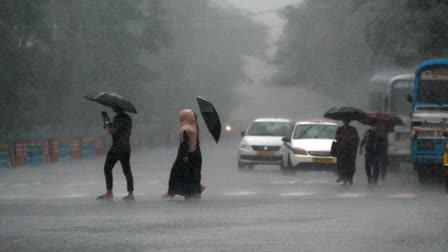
[324, 107, 365, 186]
[97, 107, 134, 200]
[85, 92, 136, 200]
[162, 109, 204, 200]
[335, 120, 360, 186]
[359, 124, 389, 185]
[357, 112, 403, 182]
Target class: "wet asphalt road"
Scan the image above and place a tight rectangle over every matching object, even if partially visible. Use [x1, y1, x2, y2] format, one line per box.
[0, 138, 447, 252]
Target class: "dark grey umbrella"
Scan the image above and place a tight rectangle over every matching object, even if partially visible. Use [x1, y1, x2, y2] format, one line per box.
[196, 96, 221, 143]
[324, 106, 367, 121]
[84, 92, 137, 114]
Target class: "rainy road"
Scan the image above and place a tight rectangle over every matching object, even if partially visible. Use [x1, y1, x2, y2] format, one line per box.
[1, 138, 447, 252]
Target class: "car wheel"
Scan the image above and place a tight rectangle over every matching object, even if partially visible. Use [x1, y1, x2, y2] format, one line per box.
[280, 154, 287, 171]
[238, 161, 245, 171]
[282, 154, 295, 174]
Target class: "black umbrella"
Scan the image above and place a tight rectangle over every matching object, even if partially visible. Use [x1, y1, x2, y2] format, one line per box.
[324, 106, 367, 121]
[196, 96, 221, 143]
[84, 92, 137, 114]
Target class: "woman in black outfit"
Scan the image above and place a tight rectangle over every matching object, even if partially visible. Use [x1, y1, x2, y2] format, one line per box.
[162, 109, 204, 199]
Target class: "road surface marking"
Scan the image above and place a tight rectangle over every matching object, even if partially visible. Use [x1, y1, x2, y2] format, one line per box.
[115, 193, 145, 197]
[11, 183, 31, 188]
[388, 193, 418, 199]
[223, 191, 257, 196]
[0, 195, 26, 199]
[279, 192, 316, 197]
[271, 180, 297, 185]
[62, 194, 89, 198]
[302, 180, 332, 185]
[65, 181, 97, 187]
[147, 180, 161, 185]
[336, 193, 367, 198]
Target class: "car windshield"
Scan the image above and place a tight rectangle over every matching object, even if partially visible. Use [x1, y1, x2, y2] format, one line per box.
[246, 122, 291, 136]
[293, 124, 337, 139]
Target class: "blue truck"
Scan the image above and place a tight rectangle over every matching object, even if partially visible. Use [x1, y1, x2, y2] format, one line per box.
[409, 59, 448, 189]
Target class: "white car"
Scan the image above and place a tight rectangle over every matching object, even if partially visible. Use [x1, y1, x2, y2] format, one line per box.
[238, 118, 293, 170]
[280, 121, 338, 171]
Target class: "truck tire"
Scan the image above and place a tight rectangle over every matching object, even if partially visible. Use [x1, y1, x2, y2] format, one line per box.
[238, 161, 245, 171]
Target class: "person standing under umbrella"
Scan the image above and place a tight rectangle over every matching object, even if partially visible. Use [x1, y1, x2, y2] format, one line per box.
[377, 123, 390, 180]
[335, 120, 360, 186]
[162, 109, 204, 200]
[97, 107, 134, 200]
[359, 124, 389, 184]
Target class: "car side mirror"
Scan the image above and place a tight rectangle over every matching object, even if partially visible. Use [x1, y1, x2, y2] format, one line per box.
[406, 94, 413, 103]
[282, 137, 291, 142]
[240, 130, 246, 137]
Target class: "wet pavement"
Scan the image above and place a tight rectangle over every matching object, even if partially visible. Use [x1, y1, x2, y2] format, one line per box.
[1, 139, 447, 251]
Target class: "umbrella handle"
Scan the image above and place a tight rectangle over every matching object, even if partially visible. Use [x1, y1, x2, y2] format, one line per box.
[101, 111, 111, 128]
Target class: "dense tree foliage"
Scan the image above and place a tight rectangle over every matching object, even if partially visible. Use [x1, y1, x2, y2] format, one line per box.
[274, 0, 448, 105]
[0, 0, 267, 138]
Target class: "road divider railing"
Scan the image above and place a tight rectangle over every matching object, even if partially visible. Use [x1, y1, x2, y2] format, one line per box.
[0, 144, 10, 169]
[27, 141, 46, 166]
[2, 132, 176, 168]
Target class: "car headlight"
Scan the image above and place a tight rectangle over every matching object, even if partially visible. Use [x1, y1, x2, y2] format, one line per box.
[240, 141, 251, 150]
[292, 147, 307, 155]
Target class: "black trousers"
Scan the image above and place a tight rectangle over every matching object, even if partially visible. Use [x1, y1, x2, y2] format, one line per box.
[365, 153, 380, 183]
[104, 151, 133, 192]
[379, 152, 388, 179]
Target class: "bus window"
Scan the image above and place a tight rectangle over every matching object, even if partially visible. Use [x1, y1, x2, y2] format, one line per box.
[368, 91, 388, 112]
[418, 67, 448, 103]
[390, 80, 413, 115]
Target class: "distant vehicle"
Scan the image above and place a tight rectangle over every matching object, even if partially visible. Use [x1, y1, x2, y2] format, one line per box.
[280, 120, 338, 171]
[367, 72, 414, 167]
[237, 118, 293, 170]
[409, 59, 448, 186]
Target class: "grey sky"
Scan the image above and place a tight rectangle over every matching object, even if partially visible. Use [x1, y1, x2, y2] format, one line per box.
[217, 1, 337, 127]
[224, 0, 302, 43]
[215, 0, 302, 84]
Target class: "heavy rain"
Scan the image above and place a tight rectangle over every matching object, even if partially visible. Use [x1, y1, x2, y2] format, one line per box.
[1, 1, 448, 251]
